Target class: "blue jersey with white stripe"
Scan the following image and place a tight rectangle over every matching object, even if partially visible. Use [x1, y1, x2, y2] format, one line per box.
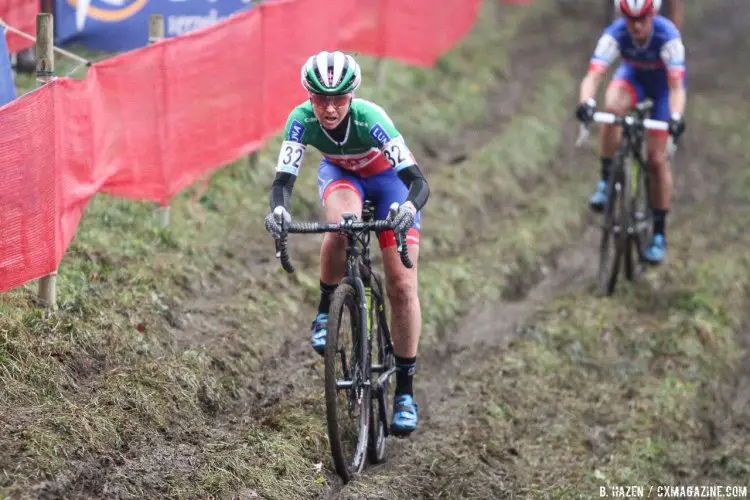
[589, 16, 686, 81]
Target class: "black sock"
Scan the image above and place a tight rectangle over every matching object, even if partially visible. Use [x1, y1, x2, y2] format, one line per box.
[395, 356, 416, 396]
[601, 157, 613, 182]
[653, 209, 668, 237]
[318, 281, 337, 315]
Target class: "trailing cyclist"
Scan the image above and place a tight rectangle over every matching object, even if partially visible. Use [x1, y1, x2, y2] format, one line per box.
[576, 0, 686, 265]
[263, 51, 429, 435]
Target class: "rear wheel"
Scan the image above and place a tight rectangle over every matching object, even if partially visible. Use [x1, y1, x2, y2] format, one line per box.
[324, 281, 370, 483]
[633, 161, 654, 271]
[367, 271, 394, 464]
[626, 160, 650, 280]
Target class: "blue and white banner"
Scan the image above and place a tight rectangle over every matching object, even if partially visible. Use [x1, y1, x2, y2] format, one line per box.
[0, 27, 17, 107]
[54, 0, 254, 52]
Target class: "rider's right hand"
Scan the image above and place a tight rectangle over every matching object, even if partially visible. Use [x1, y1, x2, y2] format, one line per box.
[575, 98, 596, 124]
[264, 206, 291, 239]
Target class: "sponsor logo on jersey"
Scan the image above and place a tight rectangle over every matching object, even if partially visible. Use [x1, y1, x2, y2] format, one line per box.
[369, 124, 391, 147]
[324, 150, 382, 172]
[289, 120, 305, 143]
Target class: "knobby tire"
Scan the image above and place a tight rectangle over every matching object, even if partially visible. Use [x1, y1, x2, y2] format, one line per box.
[626, 159, 651, 281]
[599, 156, 628, 296]
[615, 156, 633, 286]
[324, 282, 370, 483]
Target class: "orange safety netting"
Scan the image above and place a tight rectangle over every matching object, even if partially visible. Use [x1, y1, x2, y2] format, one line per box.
[0, 0, 493, 292]
[1, 0, 38, 53]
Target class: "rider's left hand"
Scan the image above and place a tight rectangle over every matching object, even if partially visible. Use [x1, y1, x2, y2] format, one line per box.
[391, 202, 417, 235]
[668, 112, 685, 139]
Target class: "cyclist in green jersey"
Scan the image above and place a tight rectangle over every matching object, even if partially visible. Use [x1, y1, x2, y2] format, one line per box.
[264, 51, 430, 435]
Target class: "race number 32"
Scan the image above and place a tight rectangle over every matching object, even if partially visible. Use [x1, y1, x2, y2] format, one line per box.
[276, 141, 305, 175]
[382, 137, 413, 170]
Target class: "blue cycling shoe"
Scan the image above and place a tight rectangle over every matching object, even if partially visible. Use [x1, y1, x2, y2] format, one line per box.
[643, 234, 667, 265]
[589, 180, 609, 213]
[390, 393, 418, 436]
[311, 313, 328, 356]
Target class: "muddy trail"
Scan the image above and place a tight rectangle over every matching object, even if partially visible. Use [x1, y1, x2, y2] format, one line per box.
[331, 2, 750, 498]
[14, 1, 749, 498]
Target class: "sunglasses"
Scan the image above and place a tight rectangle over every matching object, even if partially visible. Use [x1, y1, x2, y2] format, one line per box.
[310, 93, 352, 108]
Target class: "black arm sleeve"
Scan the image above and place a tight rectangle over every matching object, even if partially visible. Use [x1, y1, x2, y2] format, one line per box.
[397, 165, 430, 211]
[269, 172, 296, 211]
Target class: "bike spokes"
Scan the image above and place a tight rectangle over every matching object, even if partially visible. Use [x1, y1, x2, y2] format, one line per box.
[598, 166, 627, 295]
[324, 283, 370, 484]
[368, 273, 394, 464]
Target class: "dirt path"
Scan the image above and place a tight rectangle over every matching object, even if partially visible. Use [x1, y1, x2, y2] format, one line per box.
[332, 1, 750, 498]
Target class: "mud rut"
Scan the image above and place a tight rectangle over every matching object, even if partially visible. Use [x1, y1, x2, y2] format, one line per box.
[38, 2, 748, 497]
[330, 2, 749, 496]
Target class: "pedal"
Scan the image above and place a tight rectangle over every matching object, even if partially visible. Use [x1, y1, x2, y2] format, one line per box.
[389, 426, 415, 439]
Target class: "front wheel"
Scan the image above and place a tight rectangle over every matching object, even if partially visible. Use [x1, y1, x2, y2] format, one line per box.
[324, 281, 370, 483]
[598, 158, 628, 296]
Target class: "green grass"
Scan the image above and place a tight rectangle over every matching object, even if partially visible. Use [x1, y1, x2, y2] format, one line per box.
[3, 0, 749, 497]
[1, 1, 559, 497]
[387, 96, 750, 497]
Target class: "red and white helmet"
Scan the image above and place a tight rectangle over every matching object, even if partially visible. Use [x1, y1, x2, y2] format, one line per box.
[615, 0, 662, 17]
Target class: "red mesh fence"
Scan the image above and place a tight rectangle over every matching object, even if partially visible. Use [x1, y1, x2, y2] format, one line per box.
[1, 0, 38, 53]
[1, 0, 534, 292]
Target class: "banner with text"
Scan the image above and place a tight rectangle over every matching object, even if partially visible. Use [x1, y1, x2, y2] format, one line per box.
[1, 0, 483, 292]
[54, 0, 253, 52]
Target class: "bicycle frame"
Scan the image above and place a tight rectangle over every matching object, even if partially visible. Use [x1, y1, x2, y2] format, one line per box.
[274, 202, 405, 469]
[273, 202, 407, 389]
[577, 103, 668, 186]
[615, 105, 651, 209]
[576, 101, 672, 293]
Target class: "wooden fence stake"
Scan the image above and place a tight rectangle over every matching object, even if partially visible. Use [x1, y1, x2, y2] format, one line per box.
[149, 14, 171, 228]
[35, 13, 58, 309]
[247, 0, 263, 169]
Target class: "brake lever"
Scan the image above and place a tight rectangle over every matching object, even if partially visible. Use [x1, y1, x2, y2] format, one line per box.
[575, 123, 591, 148]
[387, 202, 399, 221]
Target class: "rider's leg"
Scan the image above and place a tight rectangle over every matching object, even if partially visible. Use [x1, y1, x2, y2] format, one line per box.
[590, 68, 639, 212]
[320, 185, 362, 284]
[312, 161, 365, 355]
[642, 87, 674, 265]
[380, 238, 421, 369]
[646, 132, 672, 234]
[380, 235, 420, 435]
[369, 169, 422, 434]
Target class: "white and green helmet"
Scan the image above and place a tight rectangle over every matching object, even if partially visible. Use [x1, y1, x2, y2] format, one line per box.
[301, 51, 362, 96]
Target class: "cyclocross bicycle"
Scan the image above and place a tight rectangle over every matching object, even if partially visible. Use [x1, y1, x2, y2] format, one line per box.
[273, 201, 412, 483]
[576, 100, 676, 295]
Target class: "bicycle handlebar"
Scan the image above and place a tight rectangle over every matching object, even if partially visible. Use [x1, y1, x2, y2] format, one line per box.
[575, 111, 669, 147]
[273, 203, 414, 273]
